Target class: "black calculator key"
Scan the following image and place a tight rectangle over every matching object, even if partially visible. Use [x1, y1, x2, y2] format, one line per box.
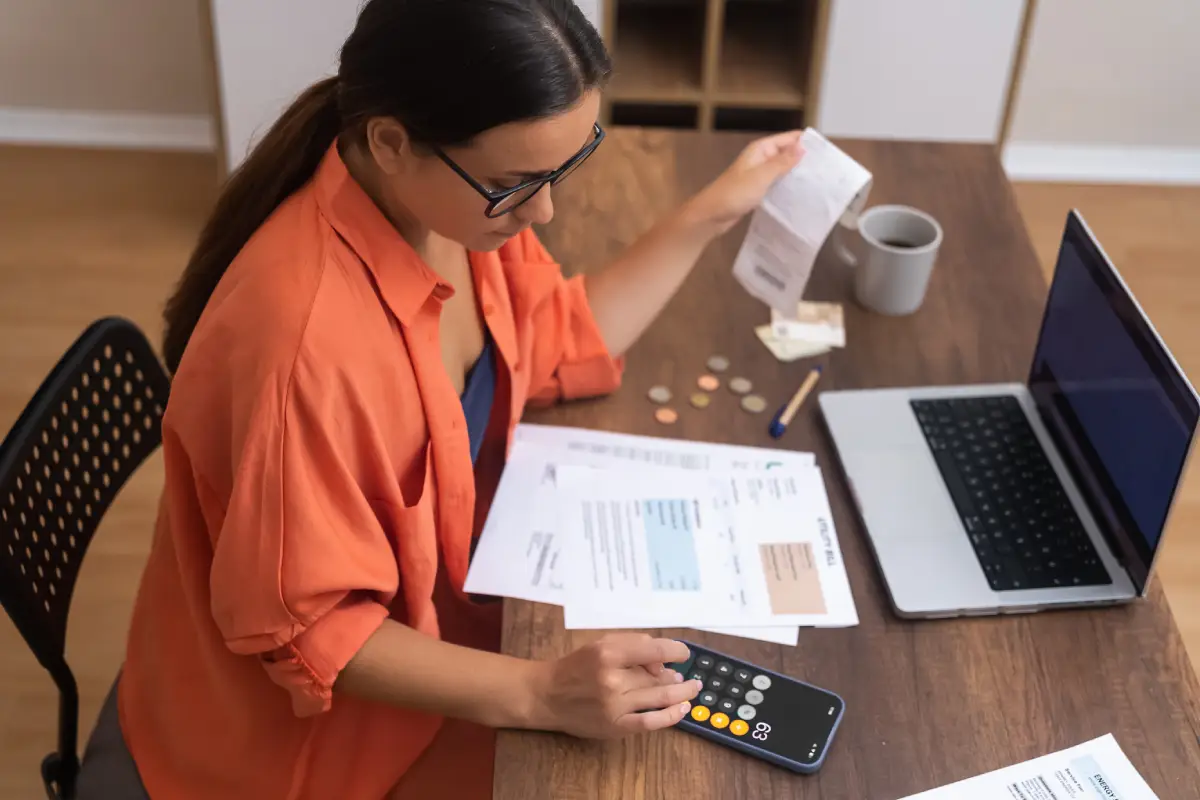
[696, 655, 715, 669]
[718, 698, 737, 714]
[715, 662, 733, 677]
[688, 670, 706, 683]
[698, 691, 718, 707]
[707, 676, 725, 692]
[726, 683, 745, 699]
[733, 668, 752, 684]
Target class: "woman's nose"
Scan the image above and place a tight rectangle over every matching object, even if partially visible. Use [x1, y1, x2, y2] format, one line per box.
[517, 184, 554, 226]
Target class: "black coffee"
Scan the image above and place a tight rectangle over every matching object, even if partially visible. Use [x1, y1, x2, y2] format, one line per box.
[878, 238, 920, 249]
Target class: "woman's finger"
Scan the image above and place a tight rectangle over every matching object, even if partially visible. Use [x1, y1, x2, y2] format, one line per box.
[622, 678, 703, 715]
[617, 700, 692, 734]
[621, 665, 683, 693]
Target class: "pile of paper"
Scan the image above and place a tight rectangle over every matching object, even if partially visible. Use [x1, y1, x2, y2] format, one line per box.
[756, 300, 846, 362]
[464, 425, 859, 645]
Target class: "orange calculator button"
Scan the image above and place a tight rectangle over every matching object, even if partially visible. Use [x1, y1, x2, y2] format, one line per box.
[710, 712, 730, 730]
[729, 719, 749, 736]
[690, 705, 711, 722]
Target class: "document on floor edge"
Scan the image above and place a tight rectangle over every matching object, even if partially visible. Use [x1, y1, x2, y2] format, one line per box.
[897, 734, 1158, 799]
[463, 425, 821, 645]
[557, 463, 858, 630]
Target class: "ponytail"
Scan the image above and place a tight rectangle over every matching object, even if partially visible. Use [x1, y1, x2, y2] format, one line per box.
[162, 77, 341, 374]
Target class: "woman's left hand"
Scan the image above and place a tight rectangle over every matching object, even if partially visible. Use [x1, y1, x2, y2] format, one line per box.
[686, 130, 806, 236]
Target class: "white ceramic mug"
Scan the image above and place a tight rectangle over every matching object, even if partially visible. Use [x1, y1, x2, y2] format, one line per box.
[849, 205, 943, 316]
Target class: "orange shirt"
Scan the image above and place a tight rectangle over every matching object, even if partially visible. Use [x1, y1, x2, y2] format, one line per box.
[119, 145, 623, 799]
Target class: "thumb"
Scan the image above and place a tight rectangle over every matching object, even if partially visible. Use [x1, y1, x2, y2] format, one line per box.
[758, 140, 804, 180]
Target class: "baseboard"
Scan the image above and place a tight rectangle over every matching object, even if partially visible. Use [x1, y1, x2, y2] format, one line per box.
[1003, 142, 1200, 185]
[0, 107, 216, 152]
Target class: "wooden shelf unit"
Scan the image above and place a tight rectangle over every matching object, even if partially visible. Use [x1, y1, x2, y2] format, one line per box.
[603, 0, 830, 132]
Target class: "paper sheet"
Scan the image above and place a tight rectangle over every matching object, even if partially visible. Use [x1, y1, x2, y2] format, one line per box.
[558, 464, 858, 630]
[898, 734, 1159, 799]
[770, 301, 846, 348]
[733, 128, 872, 314]
[463, 425, 819, 645]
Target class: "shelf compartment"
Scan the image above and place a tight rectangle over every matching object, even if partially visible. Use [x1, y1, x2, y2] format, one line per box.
[609, 0, 707, 103]
[715, 0, 812, 108]
[610, 102, 701, 129]
[714, 106, 804, 133]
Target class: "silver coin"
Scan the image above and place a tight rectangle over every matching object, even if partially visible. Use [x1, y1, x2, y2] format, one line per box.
[647, 385, 673, 404]
[741, 394, 768, 414]
[706, 355, 730, 373]
[729, 377, 753, 395]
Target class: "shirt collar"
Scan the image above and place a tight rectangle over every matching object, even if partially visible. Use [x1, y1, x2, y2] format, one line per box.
[312, 143, 442, 326]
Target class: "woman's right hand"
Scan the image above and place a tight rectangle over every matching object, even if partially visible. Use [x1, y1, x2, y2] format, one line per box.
[528, 633, 703, 739]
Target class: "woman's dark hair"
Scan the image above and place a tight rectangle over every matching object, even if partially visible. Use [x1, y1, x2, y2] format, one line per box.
[162, 0, 610, 374]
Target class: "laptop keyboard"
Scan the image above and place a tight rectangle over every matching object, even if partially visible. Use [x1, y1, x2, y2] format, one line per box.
[911, 396, 1112, 591]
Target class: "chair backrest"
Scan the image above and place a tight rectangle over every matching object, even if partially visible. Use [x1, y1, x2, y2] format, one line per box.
[0, 317, 170, 791]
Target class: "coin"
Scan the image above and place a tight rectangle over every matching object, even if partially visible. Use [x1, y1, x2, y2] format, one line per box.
[690, 392, 711, 409]
[697, 374, 720, 392]
[654, 407, 679, 425]
[728, 377, 753, 395]
[647, 385, 673, 404]
[706, 355, 730, 373]
[740, 395, 768, 414]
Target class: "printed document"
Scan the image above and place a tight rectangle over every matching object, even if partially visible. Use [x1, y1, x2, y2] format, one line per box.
[898, 735, 1158, 799]
[557, 463, 858, 630]
[463, 425, 823, 645]
[733, 128, 872, 314]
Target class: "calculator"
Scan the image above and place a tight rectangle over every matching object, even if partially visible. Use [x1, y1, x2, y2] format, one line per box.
[666, 641, 845, 774]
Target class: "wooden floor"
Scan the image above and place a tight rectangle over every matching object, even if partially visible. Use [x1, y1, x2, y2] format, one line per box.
[0, 145, 1198, 797]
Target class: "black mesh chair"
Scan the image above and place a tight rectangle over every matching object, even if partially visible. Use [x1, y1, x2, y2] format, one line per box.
[0, 317, 170, 799]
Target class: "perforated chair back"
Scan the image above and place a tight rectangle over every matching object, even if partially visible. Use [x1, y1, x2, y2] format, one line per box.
[0, 317, 170, 799]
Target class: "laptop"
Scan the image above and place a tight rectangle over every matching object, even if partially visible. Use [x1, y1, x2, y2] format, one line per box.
[820, 210, 1199, 618]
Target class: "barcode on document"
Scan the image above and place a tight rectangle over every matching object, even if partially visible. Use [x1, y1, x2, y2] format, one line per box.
[753, 263, 786, 291]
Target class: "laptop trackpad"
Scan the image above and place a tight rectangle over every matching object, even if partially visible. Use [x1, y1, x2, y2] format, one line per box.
[847, 448, 992, 610]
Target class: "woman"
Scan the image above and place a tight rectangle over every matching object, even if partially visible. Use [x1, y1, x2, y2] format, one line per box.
[110, 0, 804, 797]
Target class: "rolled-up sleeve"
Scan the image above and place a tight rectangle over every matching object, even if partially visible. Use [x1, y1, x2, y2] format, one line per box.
[206, 368, 398, 717]
[516, 232, 624, 404]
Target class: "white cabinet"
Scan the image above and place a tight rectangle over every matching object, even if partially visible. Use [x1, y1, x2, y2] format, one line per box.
[814, 0, 1025, 142]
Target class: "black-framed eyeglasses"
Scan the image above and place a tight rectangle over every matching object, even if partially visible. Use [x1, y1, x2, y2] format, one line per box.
[433, 123, 605, 218]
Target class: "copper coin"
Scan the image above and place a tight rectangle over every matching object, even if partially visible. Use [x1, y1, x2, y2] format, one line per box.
[729, 377, 753, 395]
[707, 355, 730, 373]
[697, 374, 720, 392]
[690, 392, 711, 409]
[647, 385, 673, 404]
[740, 395, 768, 414]
[655, 407, 679, 425]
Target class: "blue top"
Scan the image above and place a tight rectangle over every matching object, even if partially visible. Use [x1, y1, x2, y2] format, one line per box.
[460, 333, 497, 464]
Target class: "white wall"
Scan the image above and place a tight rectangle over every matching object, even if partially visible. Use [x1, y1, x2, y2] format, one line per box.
[815, 0, 1024, 142]
[1003, 0, 1200, 183]
[0, 0, 212, 150]
[209, 0, 361, 167]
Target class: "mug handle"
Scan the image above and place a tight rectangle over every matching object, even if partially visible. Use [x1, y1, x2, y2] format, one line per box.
[833, 214, 864, 268]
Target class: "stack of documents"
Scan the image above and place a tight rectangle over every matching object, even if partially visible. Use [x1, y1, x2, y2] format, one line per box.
[464, 425, 859, 645]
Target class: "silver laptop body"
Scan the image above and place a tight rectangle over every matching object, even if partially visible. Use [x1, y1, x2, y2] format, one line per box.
[820, 211, 1198, 619]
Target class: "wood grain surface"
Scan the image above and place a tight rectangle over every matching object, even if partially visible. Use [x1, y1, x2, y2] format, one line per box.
[499, 130, 1200, 799]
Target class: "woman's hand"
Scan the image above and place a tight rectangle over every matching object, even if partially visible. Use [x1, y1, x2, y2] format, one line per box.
[528, 633, 703, 739]
[685, 130, 806, 236]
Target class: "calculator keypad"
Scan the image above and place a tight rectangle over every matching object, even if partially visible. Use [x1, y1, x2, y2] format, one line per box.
[672, 649, 775, 739]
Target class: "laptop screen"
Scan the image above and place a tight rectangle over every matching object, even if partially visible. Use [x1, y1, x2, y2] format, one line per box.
[1028, 211, 1198, 593]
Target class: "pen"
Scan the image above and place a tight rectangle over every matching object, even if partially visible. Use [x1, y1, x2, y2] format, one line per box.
[769, 365, 823, 439]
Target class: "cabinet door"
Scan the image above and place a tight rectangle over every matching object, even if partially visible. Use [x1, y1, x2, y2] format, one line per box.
[209, 0, 360, 169]
[815, 0, 1024, 142]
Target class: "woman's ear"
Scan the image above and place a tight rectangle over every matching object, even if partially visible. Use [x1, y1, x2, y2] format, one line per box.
[366, 117, 413, 176]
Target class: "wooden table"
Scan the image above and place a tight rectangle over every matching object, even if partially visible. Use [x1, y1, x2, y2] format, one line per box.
[496, 130, 1200, 799]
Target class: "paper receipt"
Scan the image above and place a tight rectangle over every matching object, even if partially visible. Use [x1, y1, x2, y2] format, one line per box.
[733, 128, 872, 313]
